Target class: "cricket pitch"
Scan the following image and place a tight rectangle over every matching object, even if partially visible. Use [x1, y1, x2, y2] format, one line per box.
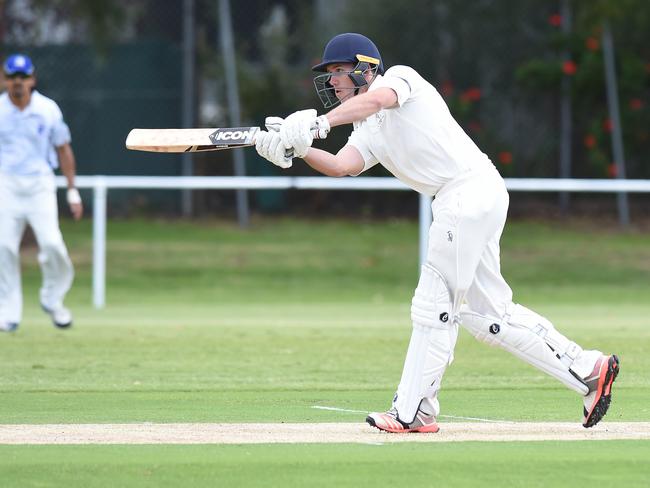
[1, 422, 649, 444]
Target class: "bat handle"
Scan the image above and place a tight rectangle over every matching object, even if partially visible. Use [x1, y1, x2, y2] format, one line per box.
[310, 126, 328, 140]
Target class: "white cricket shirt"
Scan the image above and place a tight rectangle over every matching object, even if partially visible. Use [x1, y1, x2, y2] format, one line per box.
[347, 65, 494, 196]
[0, 90, 71, 176]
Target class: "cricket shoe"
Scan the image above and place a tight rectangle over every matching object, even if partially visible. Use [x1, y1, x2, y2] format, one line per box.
[0, 321, 19, 332]
[41, 303, 73, 329]
[582, 354, 620, 428]
[366, 407, 439, 433]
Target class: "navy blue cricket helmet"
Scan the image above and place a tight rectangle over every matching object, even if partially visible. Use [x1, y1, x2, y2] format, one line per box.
[312, 33, 384, 108]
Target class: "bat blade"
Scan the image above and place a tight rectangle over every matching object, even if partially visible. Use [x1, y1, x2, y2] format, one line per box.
[126, 127, 260, 153]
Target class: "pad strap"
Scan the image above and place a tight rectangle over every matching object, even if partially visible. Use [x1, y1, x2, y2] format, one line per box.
[461, 305, 589, 395]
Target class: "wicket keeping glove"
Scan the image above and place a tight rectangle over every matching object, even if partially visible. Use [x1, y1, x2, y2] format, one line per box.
[255, 130, 292, 169]
[280, 109, 330, 158]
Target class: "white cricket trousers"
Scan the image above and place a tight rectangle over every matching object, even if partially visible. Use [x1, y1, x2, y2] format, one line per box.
[426, 165, 512, 388]
[429, 165, 512, 319]
[0, 173, 74, 324]
[396, 165, 602, 421]
[394, 165, 512, 419]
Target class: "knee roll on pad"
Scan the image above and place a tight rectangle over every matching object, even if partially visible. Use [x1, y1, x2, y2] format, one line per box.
[411, 264, 451, 330]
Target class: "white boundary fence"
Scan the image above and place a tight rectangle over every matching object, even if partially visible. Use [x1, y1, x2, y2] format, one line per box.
[56, 176, 650, 309]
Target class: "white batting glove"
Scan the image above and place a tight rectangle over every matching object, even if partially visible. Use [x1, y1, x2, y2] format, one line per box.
[264, 116, 284, 133]
[264, 115, 301, 160]
[279, 109, 330, 158]
[255, 130, 292, 169]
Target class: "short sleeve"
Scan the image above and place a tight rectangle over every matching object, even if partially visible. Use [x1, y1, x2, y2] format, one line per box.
[346, 126, 379, 176]
[50, 103, 71, 146]
[51, 120, 71, 146]
[370, 65, 414, 107]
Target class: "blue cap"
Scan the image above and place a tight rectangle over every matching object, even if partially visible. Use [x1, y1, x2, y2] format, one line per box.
[3, 54, 35, 76]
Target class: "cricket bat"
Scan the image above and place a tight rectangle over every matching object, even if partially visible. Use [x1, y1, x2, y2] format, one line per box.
[126, 123, 327, 154]
[125, 127, 261, 153]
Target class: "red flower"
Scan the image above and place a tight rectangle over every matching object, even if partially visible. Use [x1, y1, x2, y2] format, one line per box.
[585, 37, 599, 51]
[548, 14, 562, 27]
[583, 134, 596, 149]
[603, 118, 613, 132]
[607, 163, 618, 178]
[629, 98, 644, 110]
[498, 151, 513, 165]
[460, 87, 481, 102]
[562, 60, 577, 75]
[440, 80, 454, 97]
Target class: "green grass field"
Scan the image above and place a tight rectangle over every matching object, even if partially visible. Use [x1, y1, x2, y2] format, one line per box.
[1, 217, 649, 487]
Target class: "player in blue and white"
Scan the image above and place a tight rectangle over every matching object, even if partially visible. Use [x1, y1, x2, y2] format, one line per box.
[0, 54, 83, 332]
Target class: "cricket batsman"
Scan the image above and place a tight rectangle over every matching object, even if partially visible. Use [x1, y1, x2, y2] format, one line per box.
[255, 33, 619, 432]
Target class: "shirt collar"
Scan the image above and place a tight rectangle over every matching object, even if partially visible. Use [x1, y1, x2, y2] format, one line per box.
[7, 89, 37, 114]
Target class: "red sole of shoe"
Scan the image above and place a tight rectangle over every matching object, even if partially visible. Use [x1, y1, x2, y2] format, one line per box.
[366, 416, 440, 433]
[583, 355, 619, 428]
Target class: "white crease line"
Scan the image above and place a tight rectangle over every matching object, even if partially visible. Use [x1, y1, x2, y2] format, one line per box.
[311, 405, 513, 424]
[439, 414, 514, 424]
[312, 406, 368, 414]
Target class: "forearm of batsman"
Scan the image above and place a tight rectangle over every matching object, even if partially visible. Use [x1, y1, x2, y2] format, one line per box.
[303, 145, 364, 177]
[325, 87, 398, 127]
[56, 143, 78, 189]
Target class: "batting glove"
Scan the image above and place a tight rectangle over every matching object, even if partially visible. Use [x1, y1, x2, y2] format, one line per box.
[265, 116, 300, 159]
[264, 116, 284, 133]
[280, 109, 330, 158]
[255, 130, 292, 169]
